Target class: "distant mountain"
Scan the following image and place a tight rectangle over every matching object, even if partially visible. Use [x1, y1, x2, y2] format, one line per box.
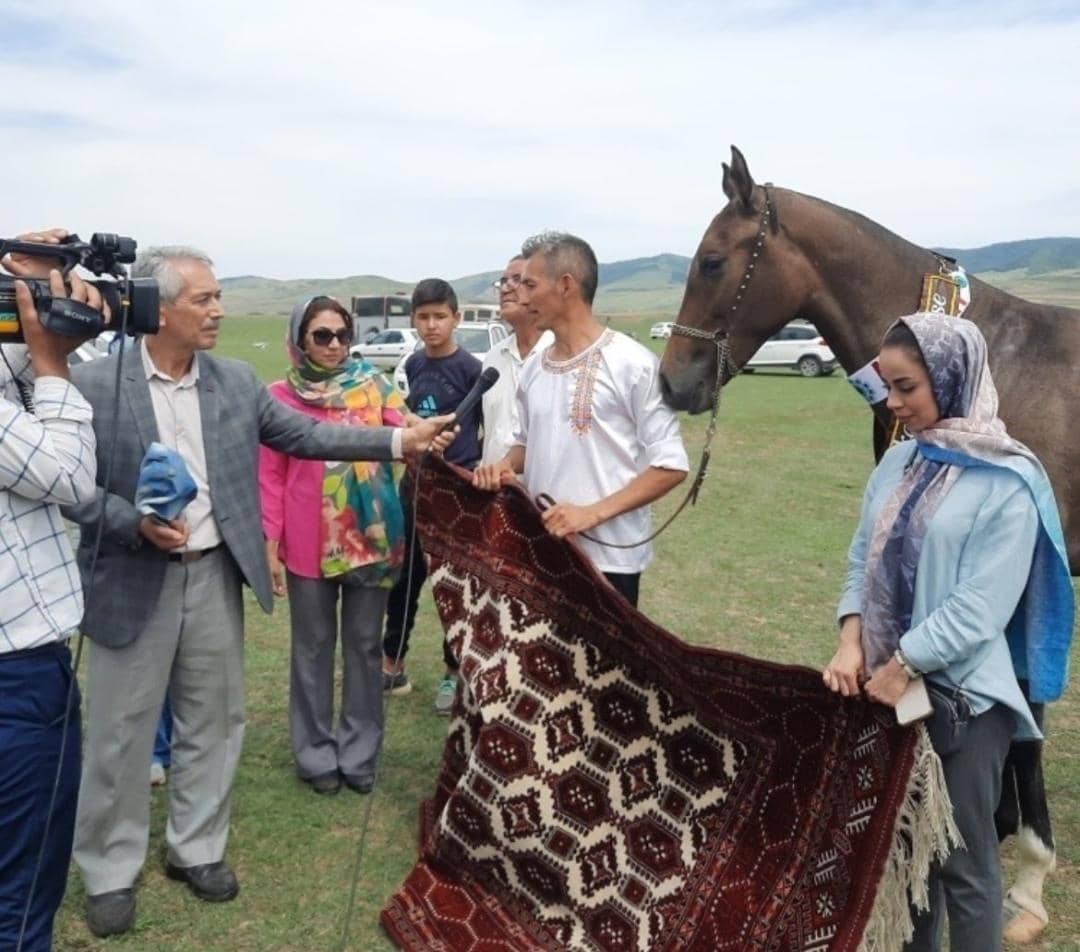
[220, 239, 1080, 317]
[935, 238, 1080, 276]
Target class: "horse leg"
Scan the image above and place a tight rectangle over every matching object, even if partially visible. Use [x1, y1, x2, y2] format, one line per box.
[998, 685, 1055, 944]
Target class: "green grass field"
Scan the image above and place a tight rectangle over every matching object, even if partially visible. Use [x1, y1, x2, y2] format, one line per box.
[54, 314, 1080, 951]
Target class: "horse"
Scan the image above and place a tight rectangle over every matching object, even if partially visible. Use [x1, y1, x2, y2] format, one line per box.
[658, 146, 1080, 944]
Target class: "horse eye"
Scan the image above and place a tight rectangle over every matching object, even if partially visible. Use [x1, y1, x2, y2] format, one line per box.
[699, 255, 725, 277]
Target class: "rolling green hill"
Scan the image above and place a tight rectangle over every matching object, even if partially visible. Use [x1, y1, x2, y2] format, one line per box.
[220, 238, 1080, 318]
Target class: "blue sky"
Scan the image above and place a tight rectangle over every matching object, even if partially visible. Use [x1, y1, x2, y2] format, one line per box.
[2, 0, 1078, 279]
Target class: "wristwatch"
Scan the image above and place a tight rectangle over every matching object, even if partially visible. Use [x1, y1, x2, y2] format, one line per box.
[893, 648, 919, 680]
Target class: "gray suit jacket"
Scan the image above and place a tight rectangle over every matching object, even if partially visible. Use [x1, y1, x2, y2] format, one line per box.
[64, 349, 395, 648]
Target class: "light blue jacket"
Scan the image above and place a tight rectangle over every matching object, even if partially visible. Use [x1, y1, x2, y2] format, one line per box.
[838, 442, 1042, 740]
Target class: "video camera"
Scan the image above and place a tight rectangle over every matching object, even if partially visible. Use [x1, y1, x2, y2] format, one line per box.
[0, 232, 159, 343]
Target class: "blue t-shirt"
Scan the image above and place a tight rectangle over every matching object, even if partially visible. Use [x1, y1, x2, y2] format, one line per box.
[405, 348, 483, 468]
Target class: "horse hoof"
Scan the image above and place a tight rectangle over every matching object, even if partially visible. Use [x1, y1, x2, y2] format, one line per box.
[1004, 908, 1048, 944]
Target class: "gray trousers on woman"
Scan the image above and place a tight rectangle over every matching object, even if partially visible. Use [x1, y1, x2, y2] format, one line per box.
[905, 688, 1014, 952]
[285, 572, 387, 782]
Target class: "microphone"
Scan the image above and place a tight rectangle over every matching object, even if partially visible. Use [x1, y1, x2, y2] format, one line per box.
[446, 366, 499, 429]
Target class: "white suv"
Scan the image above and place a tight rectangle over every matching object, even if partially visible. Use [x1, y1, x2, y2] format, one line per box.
[392, 322, 509, 398]
[744, 323, 837, 377]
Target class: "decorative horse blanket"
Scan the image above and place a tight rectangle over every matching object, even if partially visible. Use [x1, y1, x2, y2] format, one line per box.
[382, 460, 957, 951]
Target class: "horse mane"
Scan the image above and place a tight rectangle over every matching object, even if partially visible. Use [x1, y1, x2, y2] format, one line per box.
[778, 187, 937, 268]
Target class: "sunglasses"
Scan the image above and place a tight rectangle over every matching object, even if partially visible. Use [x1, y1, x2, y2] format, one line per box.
[309, 328, 352, 346]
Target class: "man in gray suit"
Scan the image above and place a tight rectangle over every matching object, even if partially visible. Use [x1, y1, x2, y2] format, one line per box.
[64, 246, 455, 938]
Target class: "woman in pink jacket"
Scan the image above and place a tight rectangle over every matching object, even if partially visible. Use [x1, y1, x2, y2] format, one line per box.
[260, 297, 405, 796]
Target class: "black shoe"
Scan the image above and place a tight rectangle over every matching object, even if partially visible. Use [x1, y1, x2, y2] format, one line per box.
[307, 771, 342, 795]
[165, 860, 240, 902]
[342, 774, 375, 795]
[86, 888, 136, 937]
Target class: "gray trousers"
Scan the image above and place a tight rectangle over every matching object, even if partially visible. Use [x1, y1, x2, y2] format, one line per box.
[905, 687, 1014, 952]
[74, 549, 245, 894]
[285, 572, 387, 782]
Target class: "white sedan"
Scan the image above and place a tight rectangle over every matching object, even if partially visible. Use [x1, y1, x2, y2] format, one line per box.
[350, 328, 421, 370]
[393, 322, 509, 399]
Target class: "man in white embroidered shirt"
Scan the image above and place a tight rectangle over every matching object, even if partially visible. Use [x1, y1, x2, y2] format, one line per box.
[0, 244, 103, 952]
[474, 231, 689, 607]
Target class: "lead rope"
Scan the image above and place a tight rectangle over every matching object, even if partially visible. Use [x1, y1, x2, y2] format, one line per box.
[547, 187, 773, 550]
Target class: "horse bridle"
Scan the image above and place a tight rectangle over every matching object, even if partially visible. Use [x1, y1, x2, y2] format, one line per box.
[551, 185, 776, 549]
[670, 183, 775, 395]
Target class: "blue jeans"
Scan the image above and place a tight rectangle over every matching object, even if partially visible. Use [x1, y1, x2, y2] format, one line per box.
[153, 695, 173, 768]
[0, 643, 81, 952]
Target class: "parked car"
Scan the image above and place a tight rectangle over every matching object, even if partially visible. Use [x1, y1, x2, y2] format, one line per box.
[392, 322, 509, 398]
[350, 327, 421, 370]
[67, 331, 119, 366]
[743, 322, 837, 377]
[650, 321, 674, 339]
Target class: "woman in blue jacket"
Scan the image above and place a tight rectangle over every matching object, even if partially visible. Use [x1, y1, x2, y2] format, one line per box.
[823, 312, 1073, 951]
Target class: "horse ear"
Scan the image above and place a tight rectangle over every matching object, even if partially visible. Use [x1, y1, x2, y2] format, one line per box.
[724, 145, 755, 210]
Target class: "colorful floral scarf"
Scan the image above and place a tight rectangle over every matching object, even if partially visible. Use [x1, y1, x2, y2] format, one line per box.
[285, 302, 406, 586]
[861, 312, 1073, 702]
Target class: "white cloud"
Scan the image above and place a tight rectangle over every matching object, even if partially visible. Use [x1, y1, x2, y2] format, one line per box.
[2, 0, 1077, 278]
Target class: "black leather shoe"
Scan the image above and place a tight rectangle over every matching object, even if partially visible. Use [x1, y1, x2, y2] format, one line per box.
[86, 888, 136, 937]
[165, 860, 240, 902]
[308, 771, 341, 795]
[342, 774, 375, 795]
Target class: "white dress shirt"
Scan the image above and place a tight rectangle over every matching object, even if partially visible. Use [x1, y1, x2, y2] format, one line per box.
[0, 344, 96, 652]
[481, 330, 553, 465]
[141, 340, 222, 552]
[513, 330, 689, 574]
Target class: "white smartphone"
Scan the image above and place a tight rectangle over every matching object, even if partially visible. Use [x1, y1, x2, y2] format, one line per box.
[895, 676, 933, 725]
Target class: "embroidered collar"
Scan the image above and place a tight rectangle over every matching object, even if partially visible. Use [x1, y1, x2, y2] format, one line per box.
[541, 328, 614, 375]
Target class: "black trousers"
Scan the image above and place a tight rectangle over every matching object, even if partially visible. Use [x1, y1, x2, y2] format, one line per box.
[603, 571, 640, 608]
[382, 479, 456, 671]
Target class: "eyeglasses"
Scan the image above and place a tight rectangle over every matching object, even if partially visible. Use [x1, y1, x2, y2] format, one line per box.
[309, 328, 352, 346]
[492, 275, 523, 291]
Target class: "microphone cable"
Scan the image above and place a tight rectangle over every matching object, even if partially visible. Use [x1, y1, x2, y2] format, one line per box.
[339, 370, 495, 949]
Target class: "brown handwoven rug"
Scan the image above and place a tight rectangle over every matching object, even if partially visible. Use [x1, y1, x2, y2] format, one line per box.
[381, 460, 958, 952]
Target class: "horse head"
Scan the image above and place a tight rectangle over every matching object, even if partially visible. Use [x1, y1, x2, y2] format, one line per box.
[660, 146, 812, 413]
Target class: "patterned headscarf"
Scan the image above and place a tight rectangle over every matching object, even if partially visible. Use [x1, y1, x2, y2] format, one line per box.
[284, 299, 407, 585]
[861, 313, 1073, 702]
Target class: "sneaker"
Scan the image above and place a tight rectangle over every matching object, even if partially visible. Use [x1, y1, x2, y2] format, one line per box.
[150, 762, 167, 787]
[383, 669, 412, 696]
[434, 676, 458, 716]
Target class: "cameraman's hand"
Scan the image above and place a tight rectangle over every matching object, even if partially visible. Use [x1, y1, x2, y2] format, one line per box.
[1, 229, 69, 278]
[139, 516, 190, 552]
[19, 271, 106, 380]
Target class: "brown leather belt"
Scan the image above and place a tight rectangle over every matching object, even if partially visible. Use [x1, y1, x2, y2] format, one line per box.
[168, 544, 221, 564]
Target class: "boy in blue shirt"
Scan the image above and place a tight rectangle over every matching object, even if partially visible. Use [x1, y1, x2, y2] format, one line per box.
[382, 279, 482, 714]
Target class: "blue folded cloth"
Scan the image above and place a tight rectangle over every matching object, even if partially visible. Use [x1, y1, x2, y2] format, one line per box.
[135, 442, 197, 522]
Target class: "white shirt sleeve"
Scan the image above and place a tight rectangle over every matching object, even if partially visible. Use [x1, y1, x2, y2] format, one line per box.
[629, 360, 689, 472]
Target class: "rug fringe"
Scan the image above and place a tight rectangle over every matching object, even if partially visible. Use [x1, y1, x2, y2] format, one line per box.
[859, 724, 964, 951]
